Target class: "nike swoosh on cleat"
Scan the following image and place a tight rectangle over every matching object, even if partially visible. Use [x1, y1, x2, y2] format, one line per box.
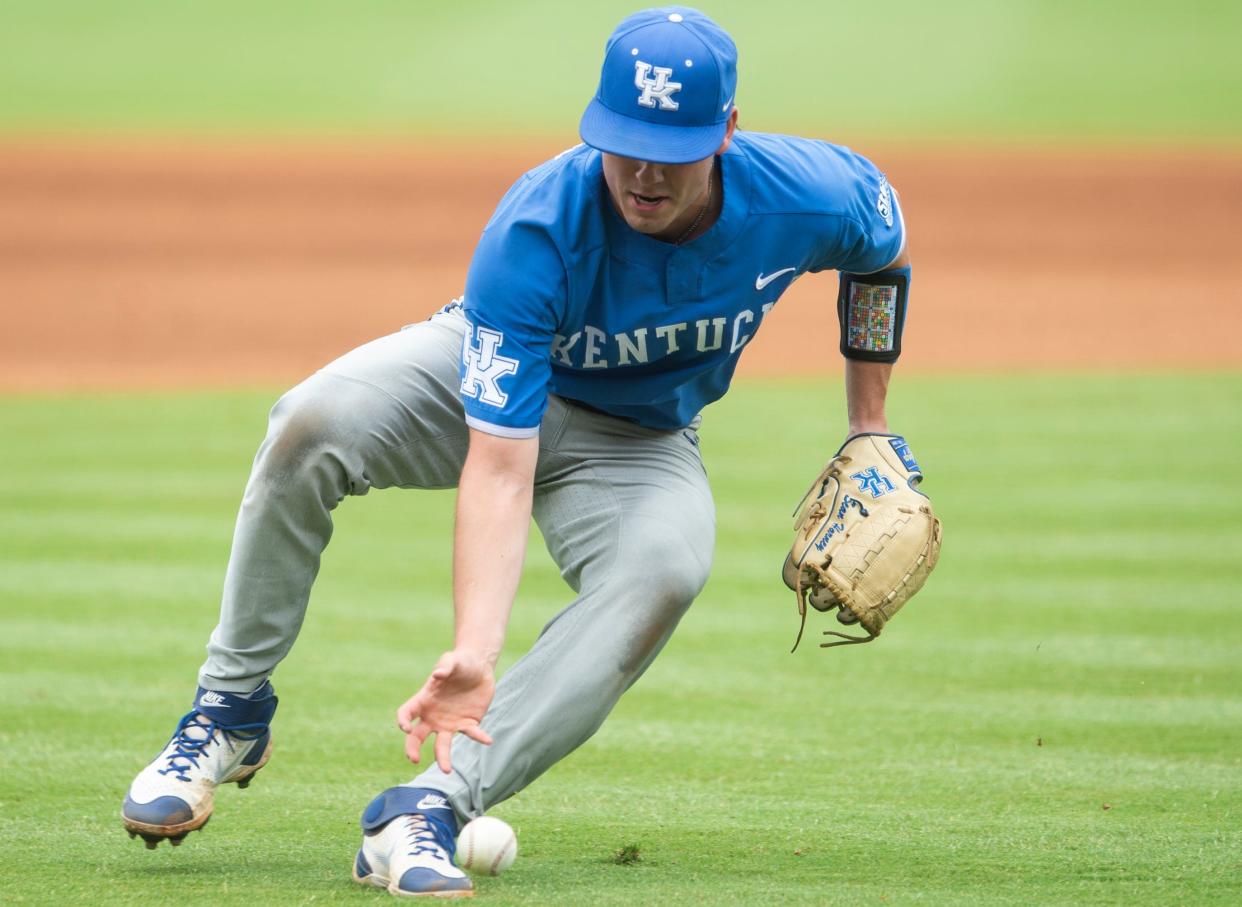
[416, 795, 450, 811]
[755, 268, 796, 290]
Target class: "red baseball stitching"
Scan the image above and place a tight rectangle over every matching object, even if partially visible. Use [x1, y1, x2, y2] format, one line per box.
[489, 833, 514, 875]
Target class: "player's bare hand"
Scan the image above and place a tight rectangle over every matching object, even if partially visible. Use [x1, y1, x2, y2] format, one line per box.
[396, 650, 495, 772]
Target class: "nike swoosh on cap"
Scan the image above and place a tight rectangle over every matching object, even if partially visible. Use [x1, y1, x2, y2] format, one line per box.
[755, 268, 796, 290]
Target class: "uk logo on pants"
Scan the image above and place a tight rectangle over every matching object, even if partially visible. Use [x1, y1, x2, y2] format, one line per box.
[462, 325, 519, 407]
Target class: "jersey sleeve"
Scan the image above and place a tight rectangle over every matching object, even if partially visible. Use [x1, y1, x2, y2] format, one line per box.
[808, 148, 906, 276]
[459, 212, 564, 438]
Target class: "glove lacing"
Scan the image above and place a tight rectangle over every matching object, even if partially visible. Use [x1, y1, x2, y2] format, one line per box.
[789, 453, 877, 651]
[792, 561, 878, 651]
[794, 452, 864, 651]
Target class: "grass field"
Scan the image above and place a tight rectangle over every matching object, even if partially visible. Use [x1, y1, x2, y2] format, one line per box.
[1, 373, 1240, 905]
[2, 0, 1240, 139]
[3, 2, 1238, 903]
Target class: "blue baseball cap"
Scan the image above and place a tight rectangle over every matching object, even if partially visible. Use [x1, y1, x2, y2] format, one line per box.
[579, 7, 738, 164]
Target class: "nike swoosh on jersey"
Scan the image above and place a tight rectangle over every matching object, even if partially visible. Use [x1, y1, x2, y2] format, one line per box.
[755, 268, 796, 290]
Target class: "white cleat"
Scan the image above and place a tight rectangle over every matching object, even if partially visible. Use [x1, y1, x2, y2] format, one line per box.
[121, 684, 276, 848]
[353, 787, 474, 898]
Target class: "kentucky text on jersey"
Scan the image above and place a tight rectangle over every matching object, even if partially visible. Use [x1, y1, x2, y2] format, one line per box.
[459, 131, 906, 438]
[547, 305, 776, 368]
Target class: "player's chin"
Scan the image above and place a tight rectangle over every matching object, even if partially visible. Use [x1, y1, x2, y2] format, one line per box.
[621, 199, 674, 233]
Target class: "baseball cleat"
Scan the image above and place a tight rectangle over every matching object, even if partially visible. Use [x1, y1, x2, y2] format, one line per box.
[353, 786, 474, 897]
[122, 683, 277, 848]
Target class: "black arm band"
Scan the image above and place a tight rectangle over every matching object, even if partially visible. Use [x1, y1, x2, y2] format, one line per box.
[837, 264, 911, 364]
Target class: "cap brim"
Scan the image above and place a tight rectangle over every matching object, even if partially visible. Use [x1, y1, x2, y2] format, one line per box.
[579, 97, 726, 164]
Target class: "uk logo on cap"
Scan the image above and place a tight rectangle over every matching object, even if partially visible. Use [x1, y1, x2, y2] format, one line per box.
[634, 61, 682, 110]
[580, 7, 738, 164]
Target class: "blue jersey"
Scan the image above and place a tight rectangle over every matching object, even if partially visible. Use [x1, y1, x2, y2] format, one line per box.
[458, 131, 905, 437]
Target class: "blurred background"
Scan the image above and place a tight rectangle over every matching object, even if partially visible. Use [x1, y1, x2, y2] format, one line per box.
[3, 5, 1241, 901]
[1, 0, 1239, 388]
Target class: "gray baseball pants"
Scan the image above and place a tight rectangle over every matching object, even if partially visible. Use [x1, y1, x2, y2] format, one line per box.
[198, 307, 715, 822]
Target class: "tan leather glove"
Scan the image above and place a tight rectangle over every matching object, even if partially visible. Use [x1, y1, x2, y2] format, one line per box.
[783, 434, 942, 650]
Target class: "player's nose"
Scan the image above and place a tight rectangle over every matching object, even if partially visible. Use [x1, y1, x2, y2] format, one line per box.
[633, 159, 665, 183]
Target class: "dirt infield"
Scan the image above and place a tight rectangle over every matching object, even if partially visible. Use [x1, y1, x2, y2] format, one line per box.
[1, 139, 1238, 391]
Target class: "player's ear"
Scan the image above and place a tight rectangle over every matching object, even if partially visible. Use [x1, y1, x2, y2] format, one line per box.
[713, 108, 739, 156]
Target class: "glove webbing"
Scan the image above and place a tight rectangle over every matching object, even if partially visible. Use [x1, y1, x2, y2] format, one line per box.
[791, 562, 879, 652]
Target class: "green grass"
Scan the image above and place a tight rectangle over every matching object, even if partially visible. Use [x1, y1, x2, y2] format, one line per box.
[1, 1, 1239, 139]
[1, 372, 1241, 904]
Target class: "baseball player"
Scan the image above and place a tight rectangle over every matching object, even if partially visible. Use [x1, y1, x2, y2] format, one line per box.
[122, 7, 919, 897]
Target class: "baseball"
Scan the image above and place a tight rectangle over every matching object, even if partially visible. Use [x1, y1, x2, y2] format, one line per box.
[456, 816, 518, 876]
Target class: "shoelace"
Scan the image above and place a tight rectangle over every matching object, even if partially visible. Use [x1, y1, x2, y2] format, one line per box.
[401, 815, 450, 862]
[157, 712, 265, 782]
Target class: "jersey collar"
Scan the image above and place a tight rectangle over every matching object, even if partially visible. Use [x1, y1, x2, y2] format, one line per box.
[598, 141, 752, 266]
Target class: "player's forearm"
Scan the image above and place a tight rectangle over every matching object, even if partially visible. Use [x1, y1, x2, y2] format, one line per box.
[842, 242, 906, 435]
[844, 359, 892, 436]
[452, 434, 539, 668]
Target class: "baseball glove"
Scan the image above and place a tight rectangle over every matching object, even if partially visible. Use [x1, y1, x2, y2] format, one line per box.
[783, 433, 942, 650]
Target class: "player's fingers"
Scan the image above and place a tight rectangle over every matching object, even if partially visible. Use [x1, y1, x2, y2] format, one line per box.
[460, 722, 493, 747]
[405, 722, 431, 763]
[399, 690, 434, 725]
[412, 725, 427, 765]
[434, 731, 454, 774]
[395, 695, 423, 732]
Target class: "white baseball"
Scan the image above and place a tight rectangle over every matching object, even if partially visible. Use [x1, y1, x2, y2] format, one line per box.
[456, 816, 518, 876]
